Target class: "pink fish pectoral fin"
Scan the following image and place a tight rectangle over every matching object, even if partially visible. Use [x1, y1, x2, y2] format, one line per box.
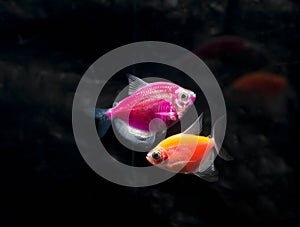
[193, 163, 219, 182]
[154, 112, 178, 122]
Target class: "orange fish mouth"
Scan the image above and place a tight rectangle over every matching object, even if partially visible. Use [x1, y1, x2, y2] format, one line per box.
[146, 153, 151, 161]
[146, 153, 155, 165]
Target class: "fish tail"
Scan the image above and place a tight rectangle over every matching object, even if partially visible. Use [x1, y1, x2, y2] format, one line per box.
[95, 108, 111, 138]
[211, 115, 233, 161]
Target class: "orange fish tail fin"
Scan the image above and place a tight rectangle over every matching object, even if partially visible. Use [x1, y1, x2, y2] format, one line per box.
[211, 114, 233, 161]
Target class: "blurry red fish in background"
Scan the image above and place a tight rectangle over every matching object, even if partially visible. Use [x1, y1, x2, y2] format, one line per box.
[194, 36, 248, 60]
[232, 71, 288, 96]
[192, 35, 269, 72]
[226, 71, 290, 122]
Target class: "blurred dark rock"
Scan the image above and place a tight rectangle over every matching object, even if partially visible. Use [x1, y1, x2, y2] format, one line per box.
[0, 0, 299, 226]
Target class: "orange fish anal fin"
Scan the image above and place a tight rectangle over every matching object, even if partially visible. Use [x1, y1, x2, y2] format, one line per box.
[193, 163, 219, 182]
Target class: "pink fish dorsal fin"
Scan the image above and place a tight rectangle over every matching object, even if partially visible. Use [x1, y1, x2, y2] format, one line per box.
[182, 113, 203, 136]
[127, 74, 149, 95]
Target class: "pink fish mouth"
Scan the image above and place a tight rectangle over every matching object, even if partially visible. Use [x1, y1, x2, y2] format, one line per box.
[191, 92, 196, 103]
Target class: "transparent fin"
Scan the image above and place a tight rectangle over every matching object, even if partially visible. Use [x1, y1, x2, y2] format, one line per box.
[218, 147, 234, 161]
[193, 163, 219, 182]
[127, 74, 149, 95]
[94, 108, 111, 138]
[149, 117, 168, 132]
[84, 108, 108, 119]
[198, 145, 217, 172]
[94, 108, 109, 120]
[112, 101, 119, 107]
[211, 114, 226, 154]
[182, 113, 203, 135]
[154, 129, 167, 144]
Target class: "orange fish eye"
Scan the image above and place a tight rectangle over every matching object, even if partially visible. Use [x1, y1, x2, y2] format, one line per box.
[152, 151, 161, 160]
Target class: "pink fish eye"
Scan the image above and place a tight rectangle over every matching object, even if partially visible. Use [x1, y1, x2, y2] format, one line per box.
[178, 91, 190, 102]
[181, 93, 188, 100]
[190, 92, 196, 103]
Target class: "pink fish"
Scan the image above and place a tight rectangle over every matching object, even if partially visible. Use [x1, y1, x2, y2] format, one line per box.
[95, 75, 196, 147]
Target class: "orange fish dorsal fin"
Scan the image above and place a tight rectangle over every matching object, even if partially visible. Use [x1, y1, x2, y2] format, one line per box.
[182, 113, 203, 135]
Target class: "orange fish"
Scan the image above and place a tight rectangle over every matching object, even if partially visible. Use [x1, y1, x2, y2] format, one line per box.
[146, 114, 232, 182]
[232, 71, 288, 96]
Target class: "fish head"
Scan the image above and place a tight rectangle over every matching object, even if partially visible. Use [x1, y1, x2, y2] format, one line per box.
[146, 146, 168, 165]
[174, 87, 196, 117]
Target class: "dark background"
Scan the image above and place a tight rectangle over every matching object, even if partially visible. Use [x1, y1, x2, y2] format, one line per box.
[1, 0, 299, 226]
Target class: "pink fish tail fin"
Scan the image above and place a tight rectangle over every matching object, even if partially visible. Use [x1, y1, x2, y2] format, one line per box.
[94, 108, 111, 138]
